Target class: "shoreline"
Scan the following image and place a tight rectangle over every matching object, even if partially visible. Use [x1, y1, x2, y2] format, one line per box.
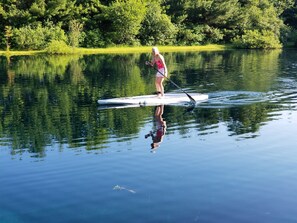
[0, 45, 228, 56]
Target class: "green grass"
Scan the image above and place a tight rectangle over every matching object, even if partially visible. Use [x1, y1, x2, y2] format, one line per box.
[79, 44, 228, 54]
[0, 50, 44, 56]
[0, 44, 228, 56]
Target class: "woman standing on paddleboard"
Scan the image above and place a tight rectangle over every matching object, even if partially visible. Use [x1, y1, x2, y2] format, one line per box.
[146, 47, 168, 97]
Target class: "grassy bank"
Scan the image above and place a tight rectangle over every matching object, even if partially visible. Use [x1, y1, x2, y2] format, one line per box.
[78, 44, 228, 54]
[0, 50, 44, 56]
[0, 45, 228, 56]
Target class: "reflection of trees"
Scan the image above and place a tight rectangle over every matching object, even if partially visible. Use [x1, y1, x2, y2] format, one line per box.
[100, 107, 152, 138]
[163, 103, 269, 138]
[226, 104, 268, 136]
[83, 54, 151, 98]
[0, 50, 283, 156]
[0, 54, 155, 156]
[12, 55, 82, 80]
[166, 50, 281, 93]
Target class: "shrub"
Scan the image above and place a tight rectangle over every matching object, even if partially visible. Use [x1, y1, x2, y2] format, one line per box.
[13, 24, 45, 50]
[176, 28, 205, 45]
[46, 40, 73, 54]
[232, 30, 282, 49]
[12, 23, 67, 50]
[82, 29, 105, 48]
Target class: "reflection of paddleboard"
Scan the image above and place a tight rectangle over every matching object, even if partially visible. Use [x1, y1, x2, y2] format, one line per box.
[98, 93, 208, 106]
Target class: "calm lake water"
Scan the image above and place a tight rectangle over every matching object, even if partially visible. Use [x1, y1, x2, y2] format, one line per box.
[0, 49, 297, 223]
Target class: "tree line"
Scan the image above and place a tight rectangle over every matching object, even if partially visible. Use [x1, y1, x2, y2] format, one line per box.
[1, 0, 297, 51]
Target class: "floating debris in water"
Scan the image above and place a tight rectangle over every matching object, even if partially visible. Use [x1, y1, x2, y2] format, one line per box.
[113, 185, 136, 194]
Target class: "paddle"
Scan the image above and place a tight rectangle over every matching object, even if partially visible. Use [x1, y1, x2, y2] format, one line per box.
[145, 61, 196, 104]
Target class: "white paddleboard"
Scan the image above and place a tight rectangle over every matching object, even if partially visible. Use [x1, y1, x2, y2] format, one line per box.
[97, 93, 208, 106]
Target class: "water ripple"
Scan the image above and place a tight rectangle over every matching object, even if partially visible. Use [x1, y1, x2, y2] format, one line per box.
[200, 91, 267, 108]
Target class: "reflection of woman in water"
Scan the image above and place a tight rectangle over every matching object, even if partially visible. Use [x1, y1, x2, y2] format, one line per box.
[145, 105, 166, 149]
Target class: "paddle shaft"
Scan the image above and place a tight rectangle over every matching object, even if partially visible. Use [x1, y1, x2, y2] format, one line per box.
[147, 63, 196, 104]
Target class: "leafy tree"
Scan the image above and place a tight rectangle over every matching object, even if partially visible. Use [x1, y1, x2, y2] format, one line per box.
[29, 0, 46, 18]
[0, 0, 297, 49]
[282, 0, 297, 45]
[234, 0, 284, 48]
[164, 0, 242, 44]
[0, 4, 6, 47]
[68, 20, 84, 47]
[72, 0, 105, 47]
[269, 0, 294, 15]
[4, 26, 12, 51]
[186, 0, 241, 43]
[102, 0, 147, 45]
[162, 0, 190, 25]
[44, 0, 77, 23]
[282, 0, 297, 28]
[138, 1, 177, 45]
[82, 29, 105, 47]
[0, 1, 32, 28]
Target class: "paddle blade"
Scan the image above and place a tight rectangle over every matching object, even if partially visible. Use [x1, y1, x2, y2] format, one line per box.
[187, 93, 196, 104]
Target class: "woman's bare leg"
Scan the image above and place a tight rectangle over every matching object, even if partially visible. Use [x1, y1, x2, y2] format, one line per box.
[155, 77, 164, 96]
[155, 77, 161, 94]
[159, 78, 164, 96]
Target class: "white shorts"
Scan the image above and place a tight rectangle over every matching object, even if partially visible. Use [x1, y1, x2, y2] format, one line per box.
[156, 68, 165, 77]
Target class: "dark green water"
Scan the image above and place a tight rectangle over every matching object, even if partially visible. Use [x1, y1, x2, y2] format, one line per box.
[0, 49, 297, 223]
